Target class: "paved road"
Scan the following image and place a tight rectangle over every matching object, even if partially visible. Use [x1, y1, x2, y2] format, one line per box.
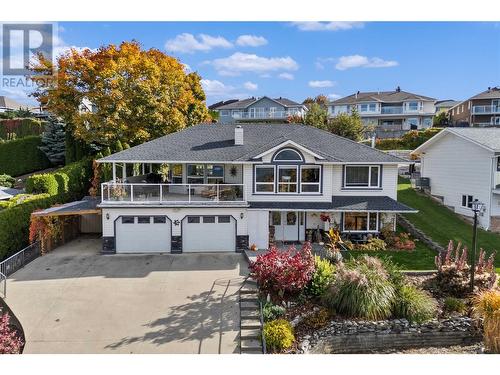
[5, 237, 247, 354]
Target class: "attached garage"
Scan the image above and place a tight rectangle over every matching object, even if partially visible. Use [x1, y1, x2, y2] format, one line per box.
[182, 215, 236, 252]
[115, 215, 171, 253]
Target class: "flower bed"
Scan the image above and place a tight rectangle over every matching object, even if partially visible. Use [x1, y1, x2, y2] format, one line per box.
[250, 240, 499, 354]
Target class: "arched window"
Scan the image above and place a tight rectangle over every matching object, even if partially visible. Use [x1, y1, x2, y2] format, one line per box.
[273, 148, 303, 162]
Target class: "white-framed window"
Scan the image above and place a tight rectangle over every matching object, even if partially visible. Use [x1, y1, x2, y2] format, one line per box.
[300, 165, 321, 193]
[232, 110, 242, 118]
[407, 118, 419, 128]
[278, 165, 298, 193]
[187, 164, 205, 184]
[171, 164, 183, 184]
[359, 103, 376, 112]
[344, 165, 380, 188]
[220, 110, 230, 116]
[494, 117, 500, 125]
[407, 101, 421, 111]
[343, 212, 378, 232]
[462, 195, 474, 208]
[255, 165, 275, 193]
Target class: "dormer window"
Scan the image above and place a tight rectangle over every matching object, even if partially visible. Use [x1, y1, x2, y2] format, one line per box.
[273, 148, 303, 162]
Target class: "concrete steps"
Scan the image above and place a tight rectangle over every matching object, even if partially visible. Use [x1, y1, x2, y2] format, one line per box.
[239, 278, 264, 354]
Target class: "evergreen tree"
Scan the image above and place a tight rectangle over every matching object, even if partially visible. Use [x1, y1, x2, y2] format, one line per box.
[39, 118, 66, 165]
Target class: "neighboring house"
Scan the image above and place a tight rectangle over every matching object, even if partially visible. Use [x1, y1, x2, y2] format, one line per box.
[0, 96, 27, 113]
[448, 86, 500, 127]
[215, 96, 308, 124]
[328, 87, 436, 138]
[435, 100, 461, 114]
[97, 123, 415, 254]
[0, 186, 22, 201]
[412, 128, 500, 232]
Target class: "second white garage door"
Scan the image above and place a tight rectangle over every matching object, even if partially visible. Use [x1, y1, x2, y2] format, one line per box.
[116, 215, 171, 253]
[182, 215, 236, 252]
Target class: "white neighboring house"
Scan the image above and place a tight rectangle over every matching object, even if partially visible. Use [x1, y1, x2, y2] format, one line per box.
[412, 128, 500, 232]
[97, 123, 415, 254]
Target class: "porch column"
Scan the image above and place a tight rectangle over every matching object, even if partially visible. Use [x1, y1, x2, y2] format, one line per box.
[112, 162, 116, 182]
[142, 163, 145, 175]
[122, 163, 127, 180]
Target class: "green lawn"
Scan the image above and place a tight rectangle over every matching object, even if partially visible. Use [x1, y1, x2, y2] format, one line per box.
[398, 177, 500, 272]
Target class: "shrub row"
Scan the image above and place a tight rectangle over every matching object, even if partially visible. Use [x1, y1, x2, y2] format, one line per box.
[0, 118, 46, 141]
[0, 136, 51, 176]
[25, 158, 92, 201]
[0, 158, 92, 260]
[376, 128, 442, 150]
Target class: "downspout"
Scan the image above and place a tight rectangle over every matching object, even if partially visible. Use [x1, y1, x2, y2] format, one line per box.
[488, 154, 496, 230]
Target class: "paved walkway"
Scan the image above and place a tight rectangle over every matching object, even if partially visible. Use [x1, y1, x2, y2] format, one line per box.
[5, 237, 247, 354]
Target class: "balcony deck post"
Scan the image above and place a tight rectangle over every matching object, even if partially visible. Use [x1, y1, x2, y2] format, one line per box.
[112, 162, 116, 182]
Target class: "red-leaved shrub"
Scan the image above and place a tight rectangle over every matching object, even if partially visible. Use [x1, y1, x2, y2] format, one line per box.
[0, 312, 23, 354]
[249, 242, 315, 299]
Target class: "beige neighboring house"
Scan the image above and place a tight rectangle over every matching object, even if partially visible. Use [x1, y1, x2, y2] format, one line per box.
[0, 96, 26, 113]
[413, 128, 500, 232]
[328, 87, 436, 139]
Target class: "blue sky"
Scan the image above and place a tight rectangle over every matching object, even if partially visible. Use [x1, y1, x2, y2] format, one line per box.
[2, 22, 500, 105]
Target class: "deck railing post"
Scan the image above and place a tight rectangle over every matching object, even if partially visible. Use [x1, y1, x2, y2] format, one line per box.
[130, 184, 134, 202]
[159, 184, 163, 203]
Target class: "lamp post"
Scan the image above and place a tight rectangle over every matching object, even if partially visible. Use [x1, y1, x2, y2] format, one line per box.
[470, 199, 485, 292]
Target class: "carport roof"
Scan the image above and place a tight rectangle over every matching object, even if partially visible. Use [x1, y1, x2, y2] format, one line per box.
[32, 197, 100, 217]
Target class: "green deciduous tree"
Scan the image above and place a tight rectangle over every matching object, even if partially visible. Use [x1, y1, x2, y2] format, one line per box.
[325, 108, 367, 141]
[304, 103, 328, 129]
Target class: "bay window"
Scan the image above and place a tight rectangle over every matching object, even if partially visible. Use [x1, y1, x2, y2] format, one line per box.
[278, 166, 298, 193]
[344, 165, 381, 188]
[406, 101, 421, 111]
[343, 212, 379, 232]
[300, 166, 321, 193]
[255, 166, 275, 192]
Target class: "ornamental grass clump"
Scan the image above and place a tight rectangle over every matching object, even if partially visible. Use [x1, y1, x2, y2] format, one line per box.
[473, 290, 500, 353]
[443, 297, 467, 315]
[263, 319, 295, 352]
[249, 242, 315, 299]
[392, 284, 437, 323]
[322, 256, 395, 320]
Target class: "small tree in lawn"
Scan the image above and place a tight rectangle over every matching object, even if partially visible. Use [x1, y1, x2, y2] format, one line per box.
[0, 312, 23, 354]
[326, 108, 367, 141]
[39, 118, 66, 165]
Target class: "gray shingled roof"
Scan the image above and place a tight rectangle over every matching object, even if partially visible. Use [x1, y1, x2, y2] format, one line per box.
[216, 96, 303, 110]
[447, 128, 500, 152]
[98, 123, 406, 163]
[0, 96, 26, 110]
[469, 87, 500, 100]
[249, 196, 416, 212]
[331, 196, 416, 212]
[331, 90, 436, 105]
[435, 100, 461, 108]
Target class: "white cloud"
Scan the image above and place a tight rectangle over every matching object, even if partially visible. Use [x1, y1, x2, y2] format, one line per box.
[201, 79, 234, 96]
[309, 80, 335, 88]
[165, 33, 233, 53]
[335, 55, 398, 70]
[278, 72, 294, 80]
[328, 93, 341, 100]
[243, 81, 258, 91]
[292, 22, 364, 31]
[236, 35, 268, 47]
[208, 52, 298, 76]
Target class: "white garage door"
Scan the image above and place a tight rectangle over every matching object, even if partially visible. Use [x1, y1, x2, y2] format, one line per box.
[183, 215, 236, 252]
[116, 215, 171, 253]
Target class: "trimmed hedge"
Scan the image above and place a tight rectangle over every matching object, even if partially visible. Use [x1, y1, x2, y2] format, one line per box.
[0, 136, 51, 176]
[0, 194, 61, 260]
[0, 158, 93, 260]
[0, 118, 46, 140]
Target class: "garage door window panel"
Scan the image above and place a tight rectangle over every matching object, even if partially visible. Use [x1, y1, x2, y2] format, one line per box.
[203, 216, 216, 223]
[218, 216, 231, 223]
[153, 216, 167, 224]
[187, 216, 200, 223]
[122, 216, 135, 224]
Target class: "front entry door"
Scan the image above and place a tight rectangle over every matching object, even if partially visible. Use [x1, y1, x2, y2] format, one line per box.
[272, 211, 305, 243]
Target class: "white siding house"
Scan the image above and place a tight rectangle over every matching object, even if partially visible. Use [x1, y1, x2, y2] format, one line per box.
[413, 128, 500, 231]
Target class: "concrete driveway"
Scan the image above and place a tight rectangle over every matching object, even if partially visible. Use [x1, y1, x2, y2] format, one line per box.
[4, 237, 248, 354]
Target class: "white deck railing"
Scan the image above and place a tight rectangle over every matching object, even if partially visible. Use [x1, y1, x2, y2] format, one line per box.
[101, 183, 246, 204]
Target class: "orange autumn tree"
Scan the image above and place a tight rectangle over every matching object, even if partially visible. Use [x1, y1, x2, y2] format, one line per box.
[31, 41, 210, 146]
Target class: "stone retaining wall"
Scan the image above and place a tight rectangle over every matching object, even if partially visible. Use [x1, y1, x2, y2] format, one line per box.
[397, 214, 445, 254]
[300, 317, 482, 354]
